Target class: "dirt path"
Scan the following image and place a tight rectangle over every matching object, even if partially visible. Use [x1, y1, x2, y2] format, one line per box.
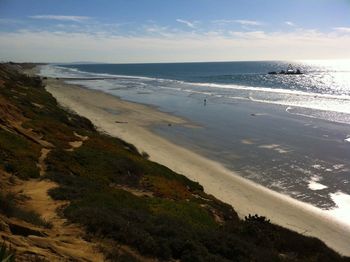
[66, 132, 89, 152]
[37, 148, 50, 176]
[14, 179, 104, 261]
[9, 133, 105, 261]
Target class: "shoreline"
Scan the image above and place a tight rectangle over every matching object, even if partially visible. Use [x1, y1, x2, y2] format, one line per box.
[44, 77, 350, 256]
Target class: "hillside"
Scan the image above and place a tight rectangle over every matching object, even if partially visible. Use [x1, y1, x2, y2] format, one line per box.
[0, 63, 349, 261]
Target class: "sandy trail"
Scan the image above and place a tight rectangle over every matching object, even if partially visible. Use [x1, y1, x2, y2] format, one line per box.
[9, 131, 104, 261]
[37, 148, 50, 176]
[14, 179, 104, 261]
[67, 132, 89, 151]
[45, 78, 350, 256]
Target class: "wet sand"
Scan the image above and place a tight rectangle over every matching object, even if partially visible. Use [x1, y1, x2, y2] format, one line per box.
[45, 78, 350, 256]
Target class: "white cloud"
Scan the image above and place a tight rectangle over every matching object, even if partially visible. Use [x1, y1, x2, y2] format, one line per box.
[234, 20, 262, 26]
[230, 31, 267, 39]
[29, 15, 90, 22]
[285, 21, 296, 26]
[143, 24, 174, 37]
[213, 19, 263, 26]
[212, 19, 232, 25]
[1, 28, 350, 63]
[334, 27, 350, 33]
[176, 19, 196, 28]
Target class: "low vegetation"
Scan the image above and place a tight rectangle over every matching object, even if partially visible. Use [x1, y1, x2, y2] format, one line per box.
[0, 130, 41, 179]
[0, 242, 15, 262]
[0, 63, 349, 261]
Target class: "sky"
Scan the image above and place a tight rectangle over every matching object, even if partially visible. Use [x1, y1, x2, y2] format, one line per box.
[1, 0, 350, 63]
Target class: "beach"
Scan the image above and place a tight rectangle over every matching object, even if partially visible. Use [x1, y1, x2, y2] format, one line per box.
[45, 77, 350, 256]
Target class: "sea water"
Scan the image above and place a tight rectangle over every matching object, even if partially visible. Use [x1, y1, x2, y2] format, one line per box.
[40, 60, 350, 225]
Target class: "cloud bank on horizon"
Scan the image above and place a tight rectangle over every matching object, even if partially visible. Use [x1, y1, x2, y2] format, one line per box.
[0, 0, 350, 63]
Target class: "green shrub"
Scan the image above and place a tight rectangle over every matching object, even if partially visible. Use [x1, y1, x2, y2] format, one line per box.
[141, 151, 149, 159]
[0, 242, 15, 262]
[244, 214, 270, 223]
[0, 130, 40, 179]
[0, 192, 15, 216]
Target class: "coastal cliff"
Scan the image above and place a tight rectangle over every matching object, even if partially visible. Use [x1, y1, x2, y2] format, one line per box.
[0, 63, 348, 261]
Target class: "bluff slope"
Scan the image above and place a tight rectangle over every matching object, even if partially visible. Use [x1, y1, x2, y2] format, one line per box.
[0, 63, 349, 261]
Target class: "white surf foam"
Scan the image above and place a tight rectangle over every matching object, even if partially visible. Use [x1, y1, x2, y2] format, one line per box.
[41, 65, 350, 121]
[328, 191, 350, 227]
[308, 176, 328, 191]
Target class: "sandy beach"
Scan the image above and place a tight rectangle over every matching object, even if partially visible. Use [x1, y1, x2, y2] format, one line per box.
[45, 78, 350, 256]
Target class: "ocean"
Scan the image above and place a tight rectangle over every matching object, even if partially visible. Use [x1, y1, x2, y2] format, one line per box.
[40, 60, 350, 225]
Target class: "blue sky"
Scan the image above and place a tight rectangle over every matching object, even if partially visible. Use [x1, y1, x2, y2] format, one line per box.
[1, 0, 350, 62]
